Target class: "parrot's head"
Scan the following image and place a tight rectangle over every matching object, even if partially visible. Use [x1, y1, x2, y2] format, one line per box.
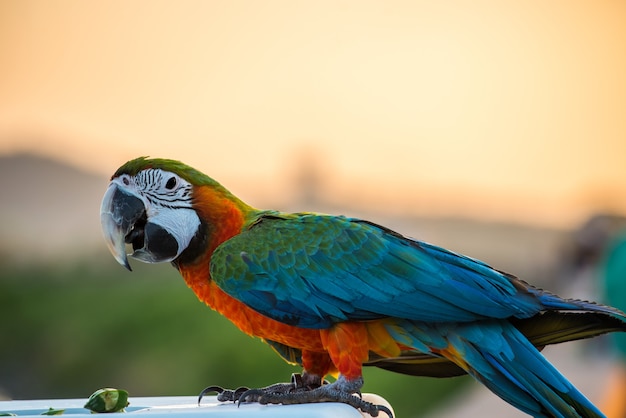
[100, 157, 216, 271]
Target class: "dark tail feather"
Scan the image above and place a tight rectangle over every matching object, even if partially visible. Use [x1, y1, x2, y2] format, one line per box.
[513, 310, 626, 347]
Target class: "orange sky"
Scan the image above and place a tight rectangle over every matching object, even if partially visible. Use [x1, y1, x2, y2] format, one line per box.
[0, 0, 625, 227]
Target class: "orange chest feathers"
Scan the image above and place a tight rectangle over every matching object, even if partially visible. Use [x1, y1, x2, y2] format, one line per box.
[179, 261, 325, 353]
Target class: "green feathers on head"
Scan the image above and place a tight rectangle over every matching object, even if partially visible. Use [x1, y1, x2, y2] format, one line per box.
[113, 157, 219, 188]
[113, 156, 255, 213]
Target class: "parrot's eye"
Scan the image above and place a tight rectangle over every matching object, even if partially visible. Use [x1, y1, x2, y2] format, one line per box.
[165, 176, 177, 190]
[122, 175, 130, 186]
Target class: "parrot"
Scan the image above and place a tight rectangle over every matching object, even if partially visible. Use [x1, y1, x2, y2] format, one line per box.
[100, 157, 626, 418]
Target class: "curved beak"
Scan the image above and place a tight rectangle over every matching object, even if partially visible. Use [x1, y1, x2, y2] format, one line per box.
[100, 182, 146, 271]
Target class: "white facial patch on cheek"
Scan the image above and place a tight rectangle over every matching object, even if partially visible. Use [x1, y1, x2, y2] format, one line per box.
[149, 207, 201, 258]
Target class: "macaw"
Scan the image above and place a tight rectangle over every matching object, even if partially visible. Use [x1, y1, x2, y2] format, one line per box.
[100, 157, 626, 418]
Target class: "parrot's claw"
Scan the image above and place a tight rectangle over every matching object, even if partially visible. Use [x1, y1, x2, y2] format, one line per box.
[198, 373, 318, 405]
[204, 374, 392, 418]
[198, 385, 249, 403]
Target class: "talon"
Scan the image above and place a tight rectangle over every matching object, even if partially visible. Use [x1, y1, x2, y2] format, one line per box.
[341, 394, 392, 418]
[233, 386, 250, 400]
[291, 373, 303, 388]
[377, 404, 394, 418]
[197, 385, 225, 405]
[236, 389, 264, 407]
[198, 385, 252, 403]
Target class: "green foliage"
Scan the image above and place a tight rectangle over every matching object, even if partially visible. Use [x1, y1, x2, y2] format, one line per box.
[0, 262, 469, 417]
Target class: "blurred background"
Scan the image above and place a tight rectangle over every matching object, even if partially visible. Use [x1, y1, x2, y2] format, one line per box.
[1, 1, 625, 417]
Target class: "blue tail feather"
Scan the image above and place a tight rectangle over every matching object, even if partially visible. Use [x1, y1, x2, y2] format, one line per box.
[386, 319, 605, 418]
[446, 321, 604, 417]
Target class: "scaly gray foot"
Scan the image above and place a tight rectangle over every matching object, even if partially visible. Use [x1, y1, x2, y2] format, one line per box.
[199, 374, 393, 418]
